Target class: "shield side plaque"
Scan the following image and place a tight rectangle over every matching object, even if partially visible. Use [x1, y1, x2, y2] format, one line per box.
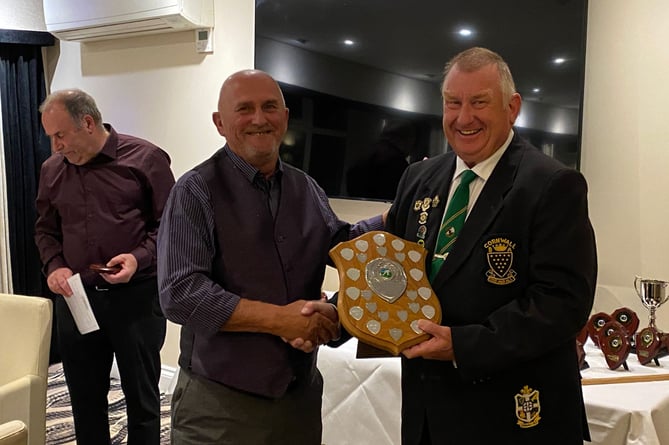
[330, 231, 442, 355]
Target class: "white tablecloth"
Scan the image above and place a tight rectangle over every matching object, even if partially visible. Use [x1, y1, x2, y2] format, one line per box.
[319, 339, 401, 445]
[581, 340, 669, 445]
[318, 338, 669, 445]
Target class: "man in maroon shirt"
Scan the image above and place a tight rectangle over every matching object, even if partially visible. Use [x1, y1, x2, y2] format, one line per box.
[34, 89, 175, 445]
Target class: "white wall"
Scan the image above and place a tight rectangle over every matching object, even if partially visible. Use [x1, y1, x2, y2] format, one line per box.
[44, 0, 255, 178]
[0, 0, 46, 31]
[582, 0, 669, 326]
[582, 0, 669, 284]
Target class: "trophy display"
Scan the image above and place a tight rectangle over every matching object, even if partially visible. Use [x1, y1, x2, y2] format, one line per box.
[611, 307, 639, 337]
[330, 231, 441, 356]
[583, 307, 640, 370]
[634, 276, 669, 365]
[599, 320, 631, 370]
[586, 312, 612, 347]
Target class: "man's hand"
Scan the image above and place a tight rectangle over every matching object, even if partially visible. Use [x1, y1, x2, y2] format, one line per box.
[277, 300, 339, 349]
[222, 297, 340, 351]
[402, 320, 455, 361]
[47, 267, 74, 297]
[287, 300, 340, 352]
[99, 253, 137, 284]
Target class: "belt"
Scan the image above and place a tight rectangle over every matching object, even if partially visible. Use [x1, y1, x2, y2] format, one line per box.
[85, 278, 154, 293]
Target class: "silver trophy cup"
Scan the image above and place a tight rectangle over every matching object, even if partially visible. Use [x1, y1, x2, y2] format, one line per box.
[634, 276, 669, 329]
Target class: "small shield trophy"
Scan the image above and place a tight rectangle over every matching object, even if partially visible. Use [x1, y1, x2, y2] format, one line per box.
[330, 231, 441, 356]
[634, 276, 669, 365]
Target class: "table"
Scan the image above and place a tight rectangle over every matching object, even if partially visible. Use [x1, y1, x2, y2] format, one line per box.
[319, 339, 400, 445]
[317, 338, 669, 445]
[581, 340, 669, 445]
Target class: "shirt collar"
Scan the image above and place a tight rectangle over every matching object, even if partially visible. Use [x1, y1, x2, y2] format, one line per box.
[223, 144, 283, 185]
[453, 129, 514, 181]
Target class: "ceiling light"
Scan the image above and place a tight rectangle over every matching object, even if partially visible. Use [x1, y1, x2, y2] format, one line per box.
[343, 39, 355, 46]
[532, 88, 541, 93]
[553, 57, 566, 65]
[457, 28, 473, 37]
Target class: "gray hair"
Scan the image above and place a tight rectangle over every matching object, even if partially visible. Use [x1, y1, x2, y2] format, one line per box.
[442, 47, 517, 102]
[39, 89, 104, 129]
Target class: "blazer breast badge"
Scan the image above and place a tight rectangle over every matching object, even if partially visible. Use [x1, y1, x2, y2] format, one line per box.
[484, 237, 517, 285]
[515, 385, 541, 428]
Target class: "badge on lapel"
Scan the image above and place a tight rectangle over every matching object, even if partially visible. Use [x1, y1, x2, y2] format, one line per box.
[413, 195, 440, 246]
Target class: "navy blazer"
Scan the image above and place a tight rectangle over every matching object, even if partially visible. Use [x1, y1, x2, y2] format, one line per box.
[386, 133, 597, 445]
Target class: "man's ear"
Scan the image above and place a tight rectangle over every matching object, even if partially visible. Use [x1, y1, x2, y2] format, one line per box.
[83, 115, 96, 133]
[212, 112, 225, 137]
[508, 93, 522, 124]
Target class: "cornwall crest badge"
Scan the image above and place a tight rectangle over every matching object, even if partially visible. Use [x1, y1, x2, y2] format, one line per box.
[484, 237, 517, 285]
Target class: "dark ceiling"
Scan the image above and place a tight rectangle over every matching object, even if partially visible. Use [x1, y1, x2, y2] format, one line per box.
[255, 0, 587, 109]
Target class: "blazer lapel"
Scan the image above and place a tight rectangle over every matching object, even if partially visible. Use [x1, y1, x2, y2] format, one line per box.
[431, 143, 523, 288]
[420, 157, 456, 257]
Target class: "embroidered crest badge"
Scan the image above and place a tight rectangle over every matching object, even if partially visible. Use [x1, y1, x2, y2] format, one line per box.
[484, 237, 517, 285]
[515, 385, 541, 428]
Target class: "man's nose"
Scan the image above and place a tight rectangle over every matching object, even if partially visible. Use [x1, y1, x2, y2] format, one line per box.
[51, 138, 63, 153]
[456, 103, 473, 123]
[251, 108, 267, 124]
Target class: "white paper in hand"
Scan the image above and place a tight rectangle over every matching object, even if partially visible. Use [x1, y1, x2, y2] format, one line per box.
[64, 273, 100, 334]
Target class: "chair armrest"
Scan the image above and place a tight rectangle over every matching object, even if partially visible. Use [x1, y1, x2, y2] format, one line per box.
[0, 420, 27, 445]
[0, 376, 32, 419]
[0, 375, 47, 445]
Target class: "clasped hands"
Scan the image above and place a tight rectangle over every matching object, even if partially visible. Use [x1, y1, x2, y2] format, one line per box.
[283, 299, 455, 361]
[280, 299, 340, 353]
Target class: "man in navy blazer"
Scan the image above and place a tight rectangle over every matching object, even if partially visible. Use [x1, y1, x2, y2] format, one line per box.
[386, 47, 597, 444]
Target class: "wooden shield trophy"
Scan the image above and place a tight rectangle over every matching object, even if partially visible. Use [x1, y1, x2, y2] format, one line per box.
[330, 231, 441, 356]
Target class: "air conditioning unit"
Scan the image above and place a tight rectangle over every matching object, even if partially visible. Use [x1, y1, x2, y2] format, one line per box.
[43, 0, 213, 42]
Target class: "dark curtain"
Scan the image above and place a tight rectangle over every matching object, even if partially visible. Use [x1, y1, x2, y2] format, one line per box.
[0, 30, 58, 362]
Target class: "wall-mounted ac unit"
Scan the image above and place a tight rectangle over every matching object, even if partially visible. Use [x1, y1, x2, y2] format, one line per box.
[43, 0, 213, 42]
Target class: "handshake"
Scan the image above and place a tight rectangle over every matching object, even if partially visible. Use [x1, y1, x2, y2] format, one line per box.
[279, 298, 341, 353]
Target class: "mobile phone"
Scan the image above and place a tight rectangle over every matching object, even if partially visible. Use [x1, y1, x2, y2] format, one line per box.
[89, 263, 122, 274]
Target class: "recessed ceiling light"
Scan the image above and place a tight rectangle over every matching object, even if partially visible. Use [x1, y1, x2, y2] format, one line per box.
[458, 28, 473, 37]
[553, 57, 566, 65]
[532, 88, 541, 93]
[343, 39, 355, 46]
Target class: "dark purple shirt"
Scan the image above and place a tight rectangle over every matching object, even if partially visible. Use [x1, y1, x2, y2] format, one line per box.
[35, 125, 175, 287]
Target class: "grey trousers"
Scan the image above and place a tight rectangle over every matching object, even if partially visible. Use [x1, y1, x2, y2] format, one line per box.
[170, 367, 323, 445]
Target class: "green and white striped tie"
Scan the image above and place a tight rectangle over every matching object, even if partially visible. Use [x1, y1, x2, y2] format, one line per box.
[429, 169, 478, 281]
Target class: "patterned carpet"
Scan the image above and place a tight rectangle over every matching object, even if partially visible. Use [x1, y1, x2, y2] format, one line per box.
[45, 364, 172, 444]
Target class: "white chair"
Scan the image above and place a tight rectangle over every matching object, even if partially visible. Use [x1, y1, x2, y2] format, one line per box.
[0, 420, 28, 445]
[0, 294, 52, 445]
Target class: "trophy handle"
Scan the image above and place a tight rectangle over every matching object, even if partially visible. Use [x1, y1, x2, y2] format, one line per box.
[634, 275, 642, 297]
